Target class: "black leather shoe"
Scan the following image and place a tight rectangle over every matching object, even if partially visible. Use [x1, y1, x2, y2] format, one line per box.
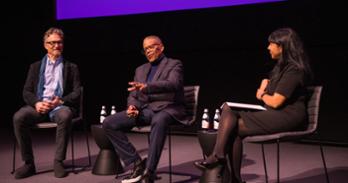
[122, 158, 147, 183]
[54, 160, 68, 178]
[14, 163, 36, 179]
[194, 155, 226, 170]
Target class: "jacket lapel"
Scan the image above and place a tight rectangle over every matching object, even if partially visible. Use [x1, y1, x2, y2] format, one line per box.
[152, 57, 167, 81]
[63, 59, 68, 90]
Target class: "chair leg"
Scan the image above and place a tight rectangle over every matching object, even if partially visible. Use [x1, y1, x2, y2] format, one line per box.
[147, 133, 150, 145]
[168, 128, 172, 183]
[261, 143, 269, 183]
[71, 130, 76, 174]
[84, 127, 92, 167]
[319, 142, 330, 183]
[276, 140, 280, 183]
[11, 137, 16, 174]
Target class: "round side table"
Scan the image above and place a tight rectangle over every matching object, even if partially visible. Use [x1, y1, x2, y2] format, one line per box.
[197, 130, 231, 183]
[197, 130, 217, 158]
[91, 124, 123, 175]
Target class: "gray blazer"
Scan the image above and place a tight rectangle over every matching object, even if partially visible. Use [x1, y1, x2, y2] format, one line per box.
[127, 56, 189, 124]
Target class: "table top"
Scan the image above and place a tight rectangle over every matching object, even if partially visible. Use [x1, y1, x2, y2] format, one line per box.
[198, 130, 218, 135]
[91, 124, 103, 128]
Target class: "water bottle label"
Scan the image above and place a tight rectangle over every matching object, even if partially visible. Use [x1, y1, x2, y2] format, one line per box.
[202, 120, 210, 129]
[214, 121, 219, 130]
[100, 116, 105, 123]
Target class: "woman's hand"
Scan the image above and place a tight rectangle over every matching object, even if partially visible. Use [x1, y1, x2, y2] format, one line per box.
[256, 79, 269, 100]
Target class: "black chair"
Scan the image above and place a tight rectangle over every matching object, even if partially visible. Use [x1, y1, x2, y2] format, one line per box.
[11, 87, 92, 174]
[131, 85, 200, 182]
[243, 86, 329, 183]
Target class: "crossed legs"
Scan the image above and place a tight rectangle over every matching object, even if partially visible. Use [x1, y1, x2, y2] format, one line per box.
[103, 108, 174, 182]
[195, 103, 246, 182]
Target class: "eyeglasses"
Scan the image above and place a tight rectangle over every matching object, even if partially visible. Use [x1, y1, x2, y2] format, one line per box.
[45, 41, 63, 46]
[142, 44, 160, 53]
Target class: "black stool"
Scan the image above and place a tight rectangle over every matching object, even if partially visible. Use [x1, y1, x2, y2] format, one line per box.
[197, 130, 231, 183]
[91, 124, 123, 175]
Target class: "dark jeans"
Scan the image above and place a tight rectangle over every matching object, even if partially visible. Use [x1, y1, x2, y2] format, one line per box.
[13, 105, 73, 163]
[102, 108, 175, 172]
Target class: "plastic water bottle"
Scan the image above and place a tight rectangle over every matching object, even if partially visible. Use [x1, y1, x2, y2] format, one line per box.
[110, 105, 117, 115]
[100, 105, 107, 123]
[201, 108, 210, 130]
[213, 109, 221, 130]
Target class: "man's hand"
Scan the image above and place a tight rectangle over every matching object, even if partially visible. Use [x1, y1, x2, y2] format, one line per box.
[127, 105, 139, 118]
[50, 96, 63, 107]
[35, 101, 53, 114]
[128, 81, 147, 92]
[35, 96, 64, 114]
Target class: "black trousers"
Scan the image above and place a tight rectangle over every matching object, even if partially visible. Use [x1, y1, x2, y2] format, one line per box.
[13, 105, 72, 163]
[103, 108, 175, 172]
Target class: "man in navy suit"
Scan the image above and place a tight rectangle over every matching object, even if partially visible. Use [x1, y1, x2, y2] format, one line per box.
[103, 35, 187, 183]
[13, 27, 81, 179]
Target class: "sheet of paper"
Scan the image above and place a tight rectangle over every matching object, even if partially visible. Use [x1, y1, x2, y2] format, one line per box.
[223, 102, 267, 111]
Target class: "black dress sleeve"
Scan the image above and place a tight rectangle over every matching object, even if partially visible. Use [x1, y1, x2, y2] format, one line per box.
[275, 64, 304, 99]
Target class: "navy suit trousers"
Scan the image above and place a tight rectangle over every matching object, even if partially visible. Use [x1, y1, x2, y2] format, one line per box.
[103, 108, 175, 172]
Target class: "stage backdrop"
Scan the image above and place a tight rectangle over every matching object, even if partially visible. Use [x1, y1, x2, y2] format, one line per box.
[4, 0, 348, 145]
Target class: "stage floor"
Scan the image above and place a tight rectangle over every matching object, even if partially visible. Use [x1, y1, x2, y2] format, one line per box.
[1, 127, 347, 183]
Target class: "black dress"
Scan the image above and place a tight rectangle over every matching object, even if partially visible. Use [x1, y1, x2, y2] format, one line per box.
[239, 63, 308, 136]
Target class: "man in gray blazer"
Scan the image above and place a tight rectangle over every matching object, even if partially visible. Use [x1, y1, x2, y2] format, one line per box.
[13, 27, 81, 179]
[103, 35, 187, 183]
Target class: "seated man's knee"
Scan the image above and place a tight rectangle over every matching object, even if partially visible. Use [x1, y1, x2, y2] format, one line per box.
[13, 108, 32, 127]
[56, 108, 73, 122]
[103, 111, 134, 130]
[102, 115, 119, 130]
[222, 102, 230, 111]
[102, 116, 112, 129]
[13, 111, 24, 126]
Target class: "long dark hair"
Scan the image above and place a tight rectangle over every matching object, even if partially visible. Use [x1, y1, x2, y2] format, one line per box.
[268, 27, 313, 81]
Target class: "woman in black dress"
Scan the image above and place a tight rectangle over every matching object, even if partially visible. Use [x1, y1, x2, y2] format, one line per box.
[194, 27, 313, 182]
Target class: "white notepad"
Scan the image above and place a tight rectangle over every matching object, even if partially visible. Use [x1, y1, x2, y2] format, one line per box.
[223, 102, 267, 111]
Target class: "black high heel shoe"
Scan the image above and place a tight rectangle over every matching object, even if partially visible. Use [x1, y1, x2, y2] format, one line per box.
[194, 155, 226, 170]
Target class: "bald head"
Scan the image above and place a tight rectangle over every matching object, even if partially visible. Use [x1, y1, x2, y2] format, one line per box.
[143, 35, 162, 45]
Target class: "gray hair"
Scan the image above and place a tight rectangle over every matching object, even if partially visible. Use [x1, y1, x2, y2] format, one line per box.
[43, 27, 64, 42]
